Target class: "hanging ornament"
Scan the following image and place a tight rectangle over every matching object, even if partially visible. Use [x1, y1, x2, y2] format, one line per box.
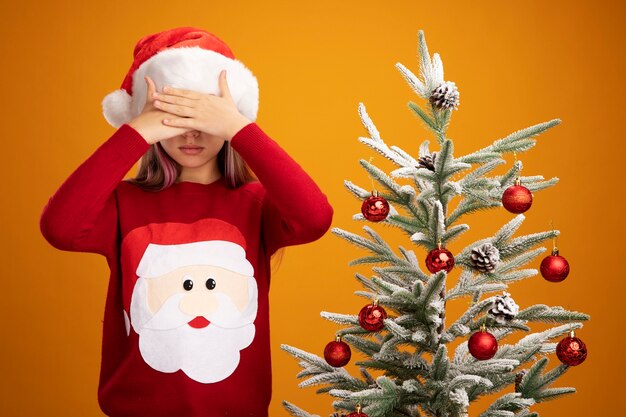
[324, 336, 351, 368]
[468, 325, 498, 360]
[429, 81, 460, 110]
[470, 243, 500, 273]
[556, 330, 587, 366]
[502, 177, 533, 214]
[358, 299, 388, 332]
[488, 291, 519, 324]
[541, 248, 570, 282]
[346, 405, 370, 417]
[425, 241, 455, 273]
[541, 228, 570, 282]
[361, 190, 390, 222]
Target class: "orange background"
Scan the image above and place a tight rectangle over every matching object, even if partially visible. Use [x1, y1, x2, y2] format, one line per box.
[1, 0, 623, 416]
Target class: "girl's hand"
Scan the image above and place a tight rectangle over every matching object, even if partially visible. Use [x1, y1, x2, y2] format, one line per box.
[152, 70, 252, 141]
[128, 76, 192, 144]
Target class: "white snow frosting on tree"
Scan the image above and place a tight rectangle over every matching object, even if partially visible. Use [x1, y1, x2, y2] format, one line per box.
[282, 30, 590, 417]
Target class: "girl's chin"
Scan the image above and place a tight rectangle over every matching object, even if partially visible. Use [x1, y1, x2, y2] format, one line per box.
[175, 154, 218, 168]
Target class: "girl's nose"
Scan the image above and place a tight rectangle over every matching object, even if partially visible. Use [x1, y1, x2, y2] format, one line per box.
[183, 130, 200, 139]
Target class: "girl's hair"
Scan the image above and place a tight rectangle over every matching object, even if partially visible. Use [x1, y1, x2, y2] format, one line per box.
[126, 141, 255, 191]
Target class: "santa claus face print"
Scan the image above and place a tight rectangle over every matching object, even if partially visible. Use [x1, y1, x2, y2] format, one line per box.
[129, 262, 258, 384]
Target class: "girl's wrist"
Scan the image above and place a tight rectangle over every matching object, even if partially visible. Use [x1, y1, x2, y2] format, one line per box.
[225, 115, 253, 141]
[128, 120, 156, 145]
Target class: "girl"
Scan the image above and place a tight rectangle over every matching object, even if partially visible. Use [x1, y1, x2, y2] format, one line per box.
[39, 27, 333, 417]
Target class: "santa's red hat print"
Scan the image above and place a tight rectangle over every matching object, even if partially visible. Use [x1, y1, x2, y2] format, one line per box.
[121, 218, 258, 384]
[102, 26, 259, 128]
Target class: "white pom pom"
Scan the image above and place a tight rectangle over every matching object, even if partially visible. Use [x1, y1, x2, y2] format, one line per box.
[102, 89, 133, 128]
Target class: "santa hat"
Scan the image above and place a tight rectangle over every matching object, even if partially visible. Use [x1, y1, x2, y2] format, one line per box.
[121, 218, 254, 311]
[102, 27, 259, 128]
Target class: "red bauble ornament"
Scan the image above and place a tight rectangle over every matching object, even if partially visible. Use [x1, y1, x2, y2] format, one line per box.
[556, 331, 587, 366]
[358, 302, 388, 332]
[324, 337, 351, 367]
[346, 405, 369, 417]
[468, 328, 498, 360]
[502, 179, 533, 214]
[540, 248, 570, 282]
[425, 246, 455, 273]
[361, 190, 389, 222]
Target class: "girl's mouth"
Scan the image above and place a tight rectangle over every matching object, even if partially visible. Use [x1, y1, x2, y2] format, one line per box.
[180, 146, 204, 155]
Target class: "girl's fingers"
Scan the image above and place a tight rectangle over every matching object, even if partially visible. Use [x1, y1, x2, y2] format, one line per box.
[218, 70, 232, 100]
[152, 92, 197, 107]
[144, 77, 154, 103]
[153, 100, 196, 117]
[163, 116, 195, 129]
[162, 85, 202, 99]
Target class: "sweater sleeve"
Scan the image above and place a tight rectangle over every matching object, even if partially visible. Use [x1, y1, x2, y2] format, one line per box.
[229, 123, 333, 256]
[39, 124, 151, 260]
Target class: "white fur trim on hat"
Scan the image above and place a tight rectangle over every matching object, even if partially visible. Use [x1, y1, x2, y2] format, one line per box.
[102, 46, 259, 128]
[136, 240, 254, 278]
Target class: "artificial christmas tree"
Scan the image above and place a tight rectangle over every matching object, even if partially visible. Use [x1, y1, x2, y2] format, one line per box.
[282, 30, 590, 417]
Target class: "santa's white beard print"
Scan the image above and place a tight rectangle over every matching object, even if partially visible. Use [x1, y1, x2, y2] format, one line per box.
[129, 275, 258, 384]
[139, 319, 255, 383]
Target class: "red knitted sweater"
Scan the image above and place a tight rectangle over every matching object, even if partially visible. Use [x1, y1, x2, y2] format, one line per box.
[40, 122, 333, 416]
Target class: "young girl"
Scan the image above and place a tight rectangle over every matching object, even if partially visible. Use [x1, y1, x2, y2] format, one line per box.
[39, 27, 333, 417]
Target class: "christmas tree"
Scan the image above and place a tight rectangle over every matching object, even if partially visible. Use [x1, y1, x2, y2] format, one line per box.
[281, 30, 590, 417]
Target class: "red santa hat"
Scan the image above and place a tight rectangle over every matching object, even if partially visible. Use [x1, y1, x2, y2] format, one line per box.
[102, 27, 259, 128]
[120, 218, 254, 311]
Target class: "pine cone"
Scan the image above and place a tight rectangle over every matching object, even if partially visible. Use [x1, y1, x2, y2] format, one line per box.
[429, 81, 460, 110]
[470, 243, 500, 273]
[489, 291, 519, 324]
[515, 369, 527, 392]
[418, 152, 437, 171]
